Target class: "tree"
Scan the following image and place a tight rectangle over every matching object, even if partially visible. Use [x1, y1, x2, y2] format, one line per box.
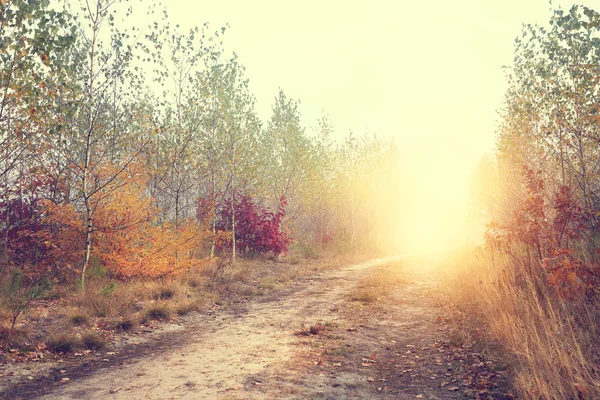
[0, 0, 76, 271]
[41, 0, 156, 289]
[262, 90, 311, 237]
[193, 53, 261, 262]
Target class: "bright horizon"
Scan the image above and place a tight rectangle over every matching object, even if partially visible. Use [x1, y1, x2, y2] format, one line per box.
[162, 0, 577, 251]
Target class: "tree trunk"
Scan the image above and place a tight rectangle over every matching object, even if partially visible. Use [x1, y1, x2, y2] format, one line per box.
[81, 2, 98, 291]
[210, 173, 216, 258]
[231, 194, 236, 263]
[81, 212, 92, 291]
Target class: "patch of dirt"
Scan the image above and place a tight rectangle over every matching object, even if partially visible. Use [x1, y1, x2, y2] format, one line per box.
[1, 256, 510, 399]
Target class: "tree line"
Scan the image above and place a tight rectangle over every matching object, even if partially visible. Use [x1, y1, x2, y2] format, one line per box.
[0, 0, 401, 286]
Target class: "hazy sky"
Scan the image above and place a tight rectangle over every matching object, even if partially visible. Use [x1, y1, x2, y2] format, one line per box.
[163, 0, 578, 249]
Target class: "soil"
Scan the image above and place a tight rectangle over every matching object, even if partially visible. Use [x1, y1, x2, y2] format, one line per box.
[1, 255, 510, 399]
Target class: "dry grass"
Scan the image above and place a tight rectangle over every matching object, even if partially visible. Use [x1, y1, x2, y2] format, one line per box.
[0, 325, 31, 349]
[81, 331, 106, 350]
[174, 299, 205, 316]
[142, 301, 172, 322]
[45, 332, 83, 353]
[1, 254, 364, 355]
[67, 309, 90, 326]
[257, 276, 280, 291]
[103, 314, 139, 332]
[443, 250, 600, 399]
[70, 283, 138, 318]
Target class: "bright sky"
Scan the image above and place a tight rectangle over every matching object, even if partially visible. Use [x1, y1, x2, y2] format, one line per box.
[164, 0, 578, 251]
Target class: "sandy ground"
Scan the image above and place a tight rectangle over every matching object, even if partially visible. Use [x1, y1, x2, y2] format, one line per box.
[3, 255, 488, 400]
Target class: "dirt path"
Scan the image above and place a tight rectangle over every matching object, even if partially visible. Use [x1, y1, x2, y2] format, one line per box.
[5, 255, 481, 400]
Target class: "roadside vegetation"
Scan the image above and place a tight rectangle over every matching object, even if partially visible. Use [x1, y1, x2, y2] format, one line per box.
[0, 253, 359, 361]
[445, 5, 600, 399]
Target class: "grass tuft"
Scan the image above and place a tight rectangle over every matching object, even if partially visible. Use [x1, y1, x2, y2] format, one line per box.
[0, 325, 31, 348]
[152, 286, 176, 301]
[82, 331, 106, 350]
[46, 333, 82, 354]
[142, 302, 172, 321]
[104, 314, 139, 332]
[68, 309, 89, 326]
[174, 299, 203, 316]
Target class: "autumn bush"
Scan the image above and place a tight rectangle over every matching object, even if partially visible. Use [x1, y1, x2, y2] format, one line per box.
[0, 162, 212, 285]
[484, 168, 600, 301]
[0, 173, 74, 279]
[215, 193, 291, 257]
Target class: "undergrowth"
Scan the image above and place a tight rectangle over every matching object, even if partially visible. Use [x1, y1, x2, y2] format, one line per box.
[443, 250, 600, 399]
[0, 253, 356, 356]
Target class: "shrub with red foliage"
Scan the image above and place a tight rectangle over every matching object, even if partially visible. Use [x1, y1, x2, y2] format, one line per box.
[215, 193, 290, 256]
[485, 167, 600, 299]
[0, 173, 59, 270]
[553, 185, 590, 245]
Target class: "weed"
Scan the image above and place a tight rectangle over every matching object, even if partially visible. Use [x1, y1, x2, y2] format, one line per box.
[1, 269, 52, 336]
[297, 322, 327, 336]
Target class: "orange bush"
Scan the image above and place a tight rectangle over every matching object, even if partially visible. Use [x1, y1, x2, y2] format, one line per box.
[39, 163, 210, 280]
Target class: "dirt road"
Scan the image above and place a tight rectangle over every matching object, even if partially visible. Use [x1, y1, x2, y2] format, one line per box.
[5, 255, 480, 399]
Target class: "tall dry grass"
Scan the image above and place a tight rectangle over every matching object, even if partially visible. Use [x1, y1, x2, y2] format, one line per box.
[444, 249, 600, 399]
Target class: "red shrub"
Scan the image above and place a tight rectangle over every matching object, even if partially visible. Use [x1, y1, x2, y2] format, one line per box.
[215, 193, 290, 256]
